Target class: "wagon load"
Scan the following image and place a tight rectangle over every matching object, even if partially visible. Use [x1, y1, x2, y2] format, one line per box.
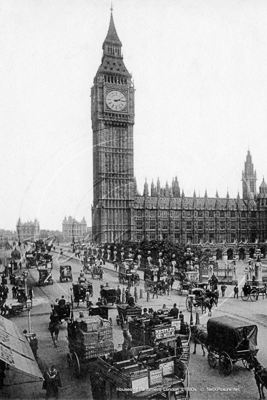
[116, 304, 142, 328]
[90, 346, 188, 399]
[67, 315, 114, 374]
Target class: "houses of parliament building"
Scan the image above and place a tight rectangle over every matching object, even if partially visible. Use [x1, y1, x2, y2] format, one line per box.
[91, 11, 267, 245]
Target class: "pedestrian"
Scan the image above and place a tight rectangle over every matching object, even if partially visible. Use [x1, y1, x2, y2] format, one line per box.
[29, 334, 38, 359]
[125, 287, 130, 303]
[114, 262, 118, 272]
[152, 284, 158, 299]
[221, 284, 227, 297]
[43, 365, 62, 399]
[234, 285, 239, 299]
[12, 285, 17, 299]
[179, 311, 184, 323]
[169, 303, 179, 318]
[116, 285, 121, 303]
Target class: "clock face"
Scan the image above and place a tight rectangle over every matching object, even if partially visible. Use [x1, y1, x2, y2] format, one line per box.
[106, 90, 127, 111]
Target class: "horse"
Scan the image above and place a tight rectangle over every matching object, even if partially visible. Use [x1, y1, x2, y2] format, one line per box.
[49, 320, 60, 347]
[250, 356, 267, 399]
[191, 325, 208, 356]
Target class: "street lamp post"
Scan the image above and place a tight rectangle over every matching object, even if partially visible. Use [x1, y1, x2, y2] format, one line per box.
[72, 222, 75, 253]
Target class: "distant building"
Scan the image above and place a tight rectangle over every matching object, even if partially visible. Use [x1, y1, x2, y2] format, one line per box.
[62, 216, 87, 242]
[16, 218, 40, 242]
[0, 229, 16, 240]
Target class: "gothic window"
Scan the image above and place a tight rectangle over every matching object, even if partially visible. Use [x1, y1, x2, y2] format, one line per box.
[220, 211, 225, 217]
[198, 211, 203, 217]
[136, 220, 143, 230]
[149, 220, 156, 230]
[174, 220, 180, 229]
[198, 221, 204, 229]
[186, 211, 191, 217]
[186, 221, 192, 230]
[209, 221, 214, 229]
[250, 181, 254, 191]
[162, 219, 168, 230]
[209, 211, 214, 217]
[241, 211, 247, 217]
[231, 211, 235, 217]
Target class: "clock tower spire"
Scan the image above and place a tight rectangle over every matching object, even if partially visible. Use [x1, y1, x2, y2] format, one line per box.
[91, 10, 135, 244]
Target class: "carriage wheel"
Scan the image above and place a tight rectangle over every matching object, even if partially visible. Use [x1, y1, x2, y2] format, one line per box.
[67, 353, 72, 367]
[186, 297, 192, 312]
[250, 289, 258, 302]
[208, 351, 217, 369]
[242, 358, 251, 370]
[241, 290, 249, 301]
[219, 351, 233, 375]
[72, 352, 81, 379]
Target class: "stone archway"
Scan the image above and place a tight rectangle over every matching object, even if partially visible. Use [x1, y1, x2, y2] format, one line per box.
[249, 247, 255, 258]
[238, 247, 246, 261]
[216, 248, 223, 260]
[227, 248, 234, 260]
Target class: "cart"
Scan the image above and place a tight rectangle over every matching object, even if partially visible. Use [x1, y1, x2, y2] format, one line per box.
[206, 315, 258, 375]
[241, 282, 267, 301]
[118, 263, 130, 284]
[91, 265, 103, 280]
[37, 265, 53, 286]
[53, 302, 71, 321]
[100, 287, 117, 305]
[129, 312, 190, 351]
[176, 280, 196, 296]
[67, 315, 114, 378]
[88, 305, 109, 320]
[72, 282, 93, 306]
[116, 304, 142, 328]
[90, 346, 188, 400]
[25, 252, 36, 268]
[185, 288, 217, 313]
[59, 265, 73, 282]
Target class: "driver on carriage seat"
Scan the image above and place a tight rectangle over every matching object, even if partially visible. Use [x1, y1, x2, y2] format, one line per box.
[79, 270, 86, 284]
[58, 296, 66, 308]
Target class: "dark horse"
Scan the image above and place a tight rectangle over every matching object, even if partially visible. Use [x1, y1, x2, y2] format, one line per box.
[191, 325, 208, 356]
[49, 313, 60, 348]
[250, 356, 267, 400]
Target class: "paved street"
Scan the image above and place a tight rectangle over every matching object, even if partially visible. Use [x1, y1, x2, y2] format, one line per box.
[1, 249, 267, 399]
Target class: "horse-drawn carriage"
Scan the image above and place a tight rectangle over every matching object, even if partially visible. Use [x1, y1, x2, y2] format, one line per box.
[185, 288, 218, 314]
[25, 252, 36, 268]
[71, 282, 93, 306]
[116, 303, 142, 328]
[100, 286, 117, 305]
[91, 265, 103, 280]
[193, 315, 258, 375]
[90, 345, 188, 400]
[241, 282, 267, 301]
[59, 265, 73, 282]
[53, 301, 71, 321]
[88, 304, 109, 320]
[37, 265, 53, 286]
[67, 315, 114, 378]
[118, 263, 131, 284]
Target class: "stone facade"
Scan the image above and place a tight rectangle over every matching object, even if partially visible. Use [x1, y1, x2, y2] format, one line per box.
[62, 216, 87, 242]
[16, 218, 40, 242]
[92, 12, 267, 244]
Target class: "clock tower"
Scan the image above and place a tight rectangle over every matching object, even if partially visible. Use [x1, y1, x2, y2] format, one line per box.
[91, 10, 135, 243]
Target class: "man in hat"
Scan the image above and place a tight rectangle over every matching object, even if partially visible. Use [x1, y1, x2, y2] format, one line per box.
[43, 365, 62, 399]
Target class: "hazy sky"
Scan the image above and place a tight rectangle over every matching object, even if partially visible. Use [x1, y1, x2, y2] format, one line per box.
[1, 0, 267, 231]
